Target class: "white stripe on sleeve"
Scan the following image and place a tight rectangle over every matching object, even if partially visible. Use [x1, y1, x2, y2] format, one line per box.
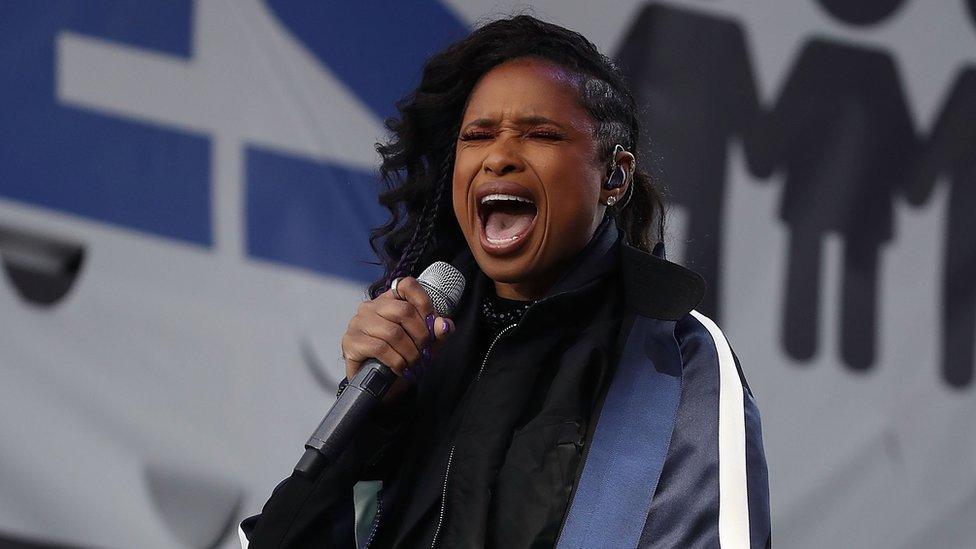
[691, 310, 751, 548]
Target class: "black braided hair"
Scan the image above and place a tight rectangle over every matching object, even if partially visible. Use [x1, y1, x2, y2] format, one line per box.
[384, 150, 454, 286]
[367, 14, 666, 299]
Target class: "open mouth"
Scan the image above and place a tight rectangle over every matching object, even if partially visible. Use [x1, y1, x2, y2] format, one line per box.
[477, 193, 538, 253]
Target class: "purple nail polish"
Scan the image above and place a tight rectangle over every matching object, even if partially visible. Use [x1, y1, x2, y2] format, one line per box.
[425, 313, 435, 339]
[404, 368, 415, 381]
[422, 346, 432, 366]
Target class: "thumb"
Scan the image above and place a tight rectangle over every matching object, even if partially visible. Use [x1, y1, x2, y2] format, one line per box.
[432, 316, 454, 346]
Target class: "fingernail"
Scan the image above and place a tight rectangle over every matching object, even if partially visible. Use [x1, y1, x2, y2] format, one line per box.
[404, 368, 415, 381]
[425, 313, 435, 340]
[422, 346, 432, 366]
[439, 318, 452, 335]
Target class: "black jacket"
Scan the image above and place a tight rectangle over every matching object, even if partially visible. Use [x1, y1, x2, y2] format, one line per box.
[242, 220, 771, 548]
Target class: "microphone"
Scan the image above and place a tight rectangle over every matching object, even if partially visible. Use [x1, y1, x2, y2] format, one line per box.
[294, 261, 466, 478]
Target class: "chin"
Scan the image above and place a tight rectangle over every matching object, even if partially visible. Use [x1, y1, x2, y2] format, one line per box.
[476, 256, 535, 285]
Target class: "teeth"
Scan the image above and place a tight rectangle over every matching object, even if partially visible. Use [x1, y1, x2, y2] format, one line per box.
[487, 234, 521, 244]
[480, 193, 534, 205]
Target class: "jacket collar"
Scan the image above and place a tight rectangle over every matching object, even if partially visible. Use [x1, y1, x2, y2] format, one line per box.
[620, 238, 706, 321]
[543, 215, 619, 298]
[545, 214, 707, 321]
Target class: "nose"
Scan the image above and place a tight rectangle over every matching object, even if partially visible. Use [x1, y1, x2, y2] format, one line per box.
[482, 136, 525, 176]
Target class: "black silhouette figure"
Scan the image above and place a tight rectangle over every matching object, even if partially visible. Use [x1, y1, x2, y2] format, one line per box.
[907, 69, 976, 388]
[616, 5, 764, 319]
[816, 0, 908, 26]
[751, 40, 917, 370]
[616, 3, 973, 387]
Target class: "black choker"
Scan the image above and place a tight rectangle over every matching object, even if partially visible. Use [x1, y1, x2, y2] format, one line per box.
[481, 293, 534, 331]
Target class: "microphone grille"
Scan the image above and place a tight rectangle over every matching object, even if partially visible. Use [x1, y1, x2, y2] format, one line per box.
[417, 261, 466, 316]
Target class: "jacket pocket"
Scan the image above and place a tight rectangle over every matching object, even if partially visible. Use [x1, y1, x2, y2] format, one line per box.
[487, 415, 585, 547]
[507, 414, 585, 471]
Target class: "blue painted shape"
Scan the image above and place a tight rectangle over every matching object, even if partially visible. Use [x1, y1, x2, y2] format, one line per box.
[246, 146, 387, 282]
[558, 316, 683, 548]
[0, 1, 212, 246]
[248, 1, 467, 283]
[263, 0, 468, 120]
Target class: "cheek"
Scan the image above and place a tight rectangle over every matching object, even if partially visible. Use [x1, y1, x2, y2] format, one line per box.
[451, 178, 466, 233]
[543, 166, 601, 234]
[451, 156, 476, 236]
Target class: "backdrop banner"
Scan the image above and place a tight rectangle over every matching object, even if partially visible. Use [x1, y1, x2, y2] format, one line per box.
[1, 1, 973, 547]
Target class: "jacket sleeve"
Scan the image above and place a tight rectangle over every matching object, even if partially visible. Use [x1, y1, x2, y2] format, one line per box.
[640, 311, 771, 548]
[737, 347, 772, 548]
[240, 394, 416, 548]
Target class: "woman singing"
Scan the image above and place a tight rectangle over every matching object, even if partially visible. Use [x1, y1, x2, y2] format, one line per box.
[242, 15, 770, 548]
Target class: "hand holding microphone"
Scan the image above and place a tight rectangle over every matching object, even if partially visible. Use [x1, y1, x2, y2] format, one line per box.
[341, 274, 453, 398]
[295, 262, 465, 477]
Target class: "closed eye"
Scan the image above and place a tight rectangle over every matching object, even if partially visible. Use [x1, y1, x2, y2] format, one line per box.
[528, 130, 564, 140]
[458, 129, 565, 141]
[459, 131, 493, 141]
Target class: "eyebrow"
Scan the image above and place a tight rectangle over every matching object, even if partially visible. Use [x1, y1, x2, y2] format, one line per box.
[462, 115, 566, 130]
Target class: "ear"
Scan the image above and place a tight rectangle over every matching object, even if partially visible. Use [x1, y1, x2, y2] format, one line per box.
[600, 148, 636, 206]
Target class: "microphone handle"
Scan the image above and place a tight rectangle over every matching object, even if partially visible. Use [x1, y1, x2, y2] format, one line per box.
[294, 358, 398, 477]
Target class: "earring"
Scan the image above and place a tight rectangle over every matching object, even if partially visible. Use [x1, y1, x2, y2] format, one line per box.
[606, 195, 617, 206]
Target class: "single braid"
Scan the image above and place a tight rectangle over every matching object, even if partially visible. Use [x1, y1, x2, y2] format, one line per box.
[384, 149, 454, 288]
[383, 197, 432, 287]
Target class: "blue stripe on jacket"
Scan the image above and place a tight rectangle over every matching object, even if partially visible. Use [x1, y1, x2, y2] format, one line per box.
[561, 311, 771, 548]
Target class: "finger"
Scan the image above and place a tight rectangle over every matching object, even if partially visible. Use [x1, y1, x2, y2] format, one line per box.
[349, 308, 422, 345]
[432, 316, 454, 344]
[360, 317, 422, 366]
[347, 314, 421, 368]
[390, 276, 436, 320]
[342, 334, 411, 376]
[372, 299, 430, 348]
[429, 317, 455, 362]
[340, 333, 361, 380]
[342, 324, 416, 370]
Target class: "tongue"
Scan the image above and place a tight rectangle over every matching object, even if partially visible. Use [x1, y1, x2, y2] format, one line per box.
[485, 208, 534, 241]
